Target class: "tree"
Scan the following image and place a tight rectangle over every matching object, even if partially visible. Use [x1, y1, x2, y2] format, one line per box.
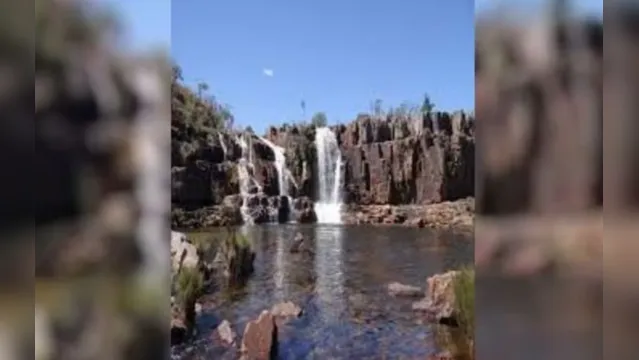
[245, 125, 254, 133]
[172, 64, 183, 82]
[311, 112, 328, 127]
[421, 93, 435, 113]
[197, 82, 209, 99]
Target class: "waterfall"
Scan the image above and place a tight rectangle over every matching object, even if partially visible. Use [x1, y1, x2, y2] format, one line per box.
[218, 132, 227, 158]
[259, 137, 292, 221]
[314, 127, 343, 224]
[236, 135, 253, 224]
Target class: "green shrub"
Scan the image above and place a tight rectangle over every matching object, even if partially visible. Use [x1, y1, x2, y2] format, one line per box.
[175, 266, 204, 307]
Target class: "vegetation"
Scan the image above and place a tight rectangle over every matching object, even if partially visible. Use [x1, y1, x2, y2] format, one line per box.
[311, 111, 328, 127]
[215, 225, 255, 287]
[172, 64, 234, 132]
[434, 266, 475, 360]
[369, 93, 436, 119]
[175, 266, 204, 309]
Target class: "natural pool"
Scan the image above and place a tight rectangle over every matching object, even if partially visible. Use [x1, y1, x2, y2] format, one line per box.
[172, 224, 473, 359]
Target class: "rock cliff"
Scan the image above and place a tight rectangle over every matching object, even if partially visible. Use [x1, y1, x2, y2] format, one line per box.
[171, 111, 474, 228]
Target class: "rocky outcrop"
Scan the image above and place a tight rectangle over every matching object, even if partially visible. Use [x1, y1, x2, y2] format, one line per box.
[343, 197, 474, 231]
[170, 231, 209, 345]
[335, 112, 474, 205]
[412, 271, 460, 325]
[171, 111, 474, 228]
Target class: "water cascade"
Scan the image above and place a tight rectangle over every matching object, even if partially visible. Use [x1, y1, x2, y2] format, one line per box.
[259, 137, 292, 221]
[218, 132, 227, 158]
[314, 127, 343, 224]
[236, 135, 253, 224]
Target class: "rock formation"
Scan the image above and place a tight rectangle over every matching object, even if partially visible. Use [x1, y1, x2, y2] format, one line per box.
[171, 110, 475, 228]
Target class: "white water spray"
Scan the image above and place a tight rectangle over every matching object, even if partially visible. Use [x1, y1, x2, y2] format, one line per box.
[236, 135, 253, 224]
[259, 137, 289, 196]
[259, 137, 292, 221]
[314, 127, 343, 224]
[218, 132, 227, 158]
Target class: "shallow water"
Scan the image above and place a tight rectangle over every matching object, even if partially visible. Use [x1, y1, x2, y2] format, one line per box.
[173, 224, 472, 359]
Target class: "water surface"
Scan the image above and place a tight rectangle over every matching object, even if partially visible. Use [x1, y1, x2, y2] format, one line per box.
[175, 224, 472, 359]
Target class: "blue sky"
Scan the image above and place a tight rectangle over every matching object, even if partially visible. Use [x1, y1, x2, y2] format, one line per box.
[171, 0, 474, 133]
[96, 0, 602, 133]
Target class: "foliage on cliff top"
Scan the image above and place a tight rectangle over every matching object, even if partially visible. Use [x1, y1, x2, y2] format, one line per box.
[171, 64, 234, 135]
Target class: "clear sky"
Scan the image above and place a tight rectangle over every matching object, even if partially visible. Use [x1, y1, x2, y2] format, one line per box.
[170, 0, 474, 133]
[95, 0, 602, 133]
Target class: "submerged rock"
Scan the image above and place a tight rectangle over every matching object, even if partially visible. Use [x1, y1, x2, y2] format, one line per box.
[240, 310, 277, 360]
[387, 282, 423, 298]
[270, 301, 302, 318]
[289, 233, 305, 253]
[216, 320, 236, 345]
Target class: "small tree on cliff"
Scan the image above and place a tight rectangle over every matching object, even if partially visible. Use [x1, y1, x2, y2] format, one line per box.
[421, 93, 435, 113]
[311, 112, 328, 127]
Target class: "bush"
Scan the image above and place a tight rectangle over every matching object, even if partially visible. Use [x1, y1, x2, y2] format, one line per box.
[175, 266, 204, 308]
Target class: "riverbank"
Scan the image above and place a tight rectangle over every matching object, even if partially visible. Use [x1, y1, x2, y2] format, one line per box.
[171, 197, 474, 234]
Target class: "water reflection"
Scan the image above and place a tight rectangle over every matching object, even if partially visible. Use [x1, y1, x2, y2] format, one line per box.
[180, 225, 473, 359]
[273, 225, 287, 301]
[314, 225, 345, 321]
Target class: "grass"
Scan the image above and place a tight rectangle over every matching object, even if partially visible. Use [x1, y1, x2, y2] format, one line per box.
[187, 232, 216, 253]
[175, 266, 204, 308]
[433, 266, 475, 360]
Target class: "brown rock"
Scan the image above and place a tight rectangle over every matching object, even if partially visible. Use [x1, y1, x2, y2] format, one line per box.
[338, 113, 474, 206]
[270, 301, 302, 318]
[413, 271, 460, 325]
[241, 310, 277, 359]
[387, 282, 423, 298]
[216, 320, 236, 345]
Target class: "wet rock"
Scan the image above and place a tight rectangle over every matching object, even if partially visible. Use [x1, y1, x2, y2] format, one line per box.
[270, 301, 302, 318]
[387, 282, 423, 298]
[406, 217, 425, 228]
[289, 233, 305, 253]
[170, 318, 188, 346]
[240, 310, 277, 360]
[413, 271, 460, 326]
[216, 320, 236, 345]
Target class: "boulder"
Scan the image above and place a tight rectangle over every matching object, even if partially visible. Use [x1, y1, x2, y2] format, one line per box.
[216, 320, 236, 345]
[171, 231, 199, 272]
[240, 310, 277, 360]
[412, 271, 460, 326]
